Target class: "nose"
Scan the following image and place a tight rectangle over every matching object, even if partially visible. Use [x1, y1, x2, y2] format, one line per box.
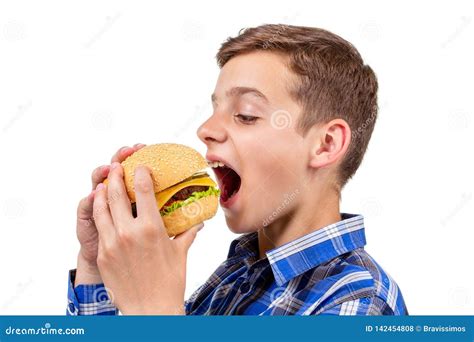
[197, 114, 227, 145]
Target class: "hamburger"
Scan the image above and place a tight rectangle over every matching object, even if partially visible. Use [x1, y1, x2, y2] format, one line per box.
[105, 143, 219, 236]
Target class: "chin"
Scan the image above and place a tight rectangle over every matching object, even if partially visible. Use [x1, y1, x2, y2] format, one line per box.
[225, 217, 260, 235]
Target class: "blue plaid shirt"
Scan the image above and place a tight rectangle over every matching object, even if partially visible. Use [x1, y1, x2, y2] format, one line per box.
[67, 213, 408, 315]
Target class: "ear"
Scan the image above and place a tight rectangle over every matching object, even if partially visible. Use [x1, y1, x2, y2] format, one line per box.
[309, 119, 351, 169]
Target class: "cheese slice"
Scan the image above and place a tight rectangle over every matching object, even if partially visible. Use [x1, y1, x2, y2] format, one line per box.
[155, 176, 217, 209]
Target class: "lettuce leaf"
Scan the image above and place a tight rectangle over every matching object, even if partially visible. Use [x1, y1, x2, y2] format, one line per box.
[160, 187, 220, 216]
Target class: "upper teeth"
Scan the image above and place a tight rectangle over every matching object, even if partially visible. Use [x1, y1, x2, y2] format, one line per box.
[207, 160, 225, 168]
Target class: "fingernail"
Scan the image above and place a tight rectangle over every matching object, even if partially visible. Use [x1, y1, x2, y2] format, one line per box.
[121, 147, 132, 154]
[96, 183, 105, 191]
[101, 165, 110, 177]
[197, 223, 204, 231]
[136, 165, 151, 174]
[111, 162, 120, 170]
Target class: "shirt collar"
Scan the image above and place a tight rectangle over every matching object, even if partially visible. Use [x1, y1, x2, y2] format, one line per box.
[227, 213, 367, 286]
[227, 231, 259, 260]
[266, 213, 367, 286]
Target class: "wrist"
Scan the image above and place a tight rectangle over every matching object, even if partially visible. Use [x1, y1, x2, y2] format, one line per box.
[75, 251, 102, 286]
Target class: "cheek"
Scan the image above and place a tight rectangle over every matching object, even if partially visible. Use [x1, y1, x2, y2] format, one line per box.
[262, 165, 299, 203]
[225, 161, 302, 233]
[245, 136, 304, 207]
[228, 128, 305, 230]
[243, 157, 300, 217]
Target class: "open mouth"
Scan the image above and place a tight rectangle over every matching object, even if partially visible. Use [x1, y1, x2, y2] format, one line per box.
[208, 162, 241, 204]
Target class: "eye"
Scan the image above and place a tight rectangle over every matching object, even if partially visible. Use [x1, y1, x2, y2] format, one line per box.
[235, 114, 259, 124]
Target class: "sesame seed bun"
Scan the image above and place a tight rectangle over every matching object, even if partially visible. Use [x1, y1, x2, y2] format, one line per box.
[122, 143, 208, 203]
[106, 143, 218, 236]
[162, 195, 218, 236]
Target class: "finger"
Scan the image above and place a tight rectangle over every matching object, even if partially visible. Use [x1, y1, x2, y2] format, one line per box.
[174, 223, 204, 252]
[107, 162, 132, 224]
[91, 165, 110, 191]
[77, 190, 96, 221]
[93, 183, 115, 242]
[133, 166, 161, 223]
[133, 143, 146, 150]
[110, 144, 146, 164]
[111, 146, 133, 164]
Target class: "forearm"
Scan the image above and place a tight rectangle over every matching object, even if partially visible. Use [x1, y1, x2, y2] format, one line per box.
[74, 250, 102, 286]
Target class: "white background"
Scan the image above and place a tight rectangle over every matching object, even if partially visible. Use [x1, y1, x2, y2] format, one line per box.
[0, 0, 473, 315]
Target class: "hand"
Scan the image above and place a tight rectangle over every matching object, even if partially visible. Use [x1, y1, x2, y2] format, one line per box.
[75, 143, 146, 285]
[92, 162, 203, 315]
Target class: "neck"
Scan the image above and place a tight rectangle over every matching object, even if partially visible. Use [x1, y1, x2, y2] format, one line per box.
[257, 186, 341, 260]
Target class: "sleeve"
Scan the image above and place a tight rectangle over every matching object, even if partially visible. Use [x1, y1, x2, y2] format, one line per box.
[317, 297, 391, 315]
[66, 269, 119, 316]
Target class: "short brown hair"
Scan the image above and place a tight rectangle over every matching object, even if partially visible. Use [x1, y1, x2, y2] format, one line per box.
[217, 24, 378, 188]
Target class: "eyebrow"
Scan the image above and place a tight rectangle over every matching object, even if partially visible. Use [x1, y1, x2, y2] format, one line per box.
[211, 86, 269, 105]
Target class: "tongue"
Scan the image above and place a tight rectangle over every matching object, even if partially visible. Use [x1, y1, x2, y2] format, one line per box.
[220, 168, 241, 202]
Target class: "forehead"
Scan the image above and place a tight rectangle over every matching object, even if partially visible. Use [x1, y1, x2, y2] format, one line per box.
[213, 51, 294, 103]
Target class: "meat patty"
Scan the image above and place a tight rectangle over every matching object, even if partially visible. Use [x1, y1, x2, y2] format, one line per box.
[130, 185, 209, 218]
[164, 186, 209, 206]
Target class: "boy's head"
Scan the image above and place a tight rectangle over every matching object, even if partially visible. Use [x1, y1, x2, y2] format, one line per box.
[197, 24, 378, 233]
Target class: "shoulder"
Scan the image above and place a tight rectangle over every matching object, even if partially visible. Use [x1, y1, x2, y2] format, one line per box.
[344, 248, 407, 314]
[300, 248, 407, 315]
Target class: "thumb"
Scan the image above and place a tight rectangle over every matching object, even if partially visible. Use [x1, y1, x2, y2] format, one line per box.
[77, 191, 95, 221]
[174, 223, 204, 252]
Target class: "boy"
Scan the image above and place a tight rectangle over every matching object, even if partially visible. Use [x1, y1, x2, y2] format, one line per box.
[67, 24, 407, 315]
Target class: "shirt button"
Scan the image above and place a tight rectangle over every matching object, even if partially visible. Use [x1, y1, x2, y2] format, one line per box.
[240, 282, 251, 294]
